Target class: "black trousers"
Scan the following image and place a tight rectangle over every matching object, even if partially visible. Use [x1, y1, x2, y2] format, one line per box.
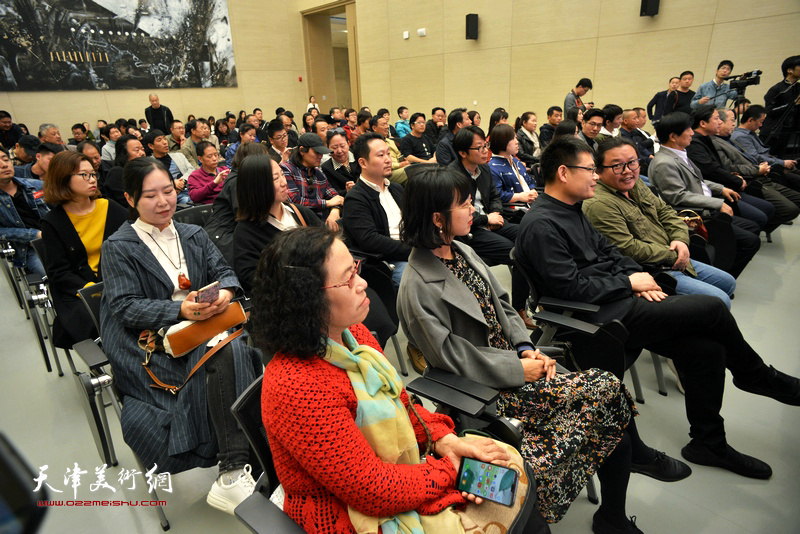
[206, 343, 250, 472]
[459, 223, 529, 311]
[729, 217, 761, 279]
[620, 295, 768, 451]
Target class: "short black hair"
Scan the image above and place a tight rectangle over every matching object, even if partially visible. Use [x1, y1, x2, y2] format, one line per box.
[655, 112, 693, 143]
[76, 140, 100, 154]
[680, 70, 694, 78]
[453, 125, 485, 157]
[409, 112, 426, 125]
[356, 110, 372, 126]
[170, 119, 183, 127]
[113, 134, 139, 167]
[431, 107, 445, 116]
[691, 104, 716, 129]
[352, 132, 385, 165]
[577, 78, 593, 89]
[275, 107, 285, 116]
[312, 118, 328, 134]
[250, 226, 338, 359]
[397, 106, 408, 116]
[554, 120, 578, 139]
[196, 140, 216, 159]
[71, 123, 86, 133]
[717, 59, 734, 71]
[741, 104, 766, 124]
[781, 55, 800, 77]
[253, 107, 262, 114]
[376, 108, 390, 118]
[583, 108, 605, 123]
[266, 119, 284, 138]
[38, 142, 64, 156]
[328, 107, 339, 115]
[488, 123, 515, 154]
[236, 122, 255, 139]
[447, 108, 468, 132]
[602, 104, 623, 126]
[595, 137, 639, 169]
[400, 167, 472, 249]
[669, 76, 680, 83]
[0, 110, 10, 120]
[143, 129, 166, 147]
[547, 106, 563, 117]
[540, 136, 593, 185]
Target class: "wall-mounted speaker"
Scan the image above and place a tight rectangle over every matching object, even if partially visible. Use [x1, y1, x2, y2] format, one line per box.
[466, 14, 478, 40]
[640, 0, 659, 16]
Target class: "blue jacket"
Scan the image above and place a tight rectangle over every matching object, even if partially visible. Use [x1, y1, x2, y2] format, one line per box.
[99, 221, 261, 473]
[691, 80, 737, 109]
[0, 177, 48, 268]
[395, 119, 411, 139]
[487, 155, 536, 203]
[225, 140, 241, 168]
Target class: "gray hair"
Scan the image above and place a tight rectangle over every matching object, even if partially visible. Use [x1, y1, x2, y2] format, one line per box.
[716, 109, 729, 122]
[38, 123, 58, 136]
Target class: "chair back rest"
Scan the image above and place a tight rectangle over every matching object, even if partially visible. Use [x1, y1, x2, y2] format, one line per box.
[230, 375, 280, 494]
[77, 282, 104, 336]
[509, 247, 540, 308]
[173, 204, 214, 226]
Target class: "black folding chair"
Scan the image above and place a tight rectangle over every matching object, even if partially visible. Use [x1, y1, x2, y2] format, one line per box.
[172, 204, 214, 226]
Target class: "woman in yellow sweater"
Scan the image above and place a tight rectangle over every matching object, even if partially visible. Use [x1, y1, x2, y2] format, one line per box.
[41, 151, 128, 347]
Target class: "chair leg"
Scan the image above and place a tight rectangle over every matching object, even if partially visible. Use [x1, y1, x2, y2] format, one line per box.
[134, 456, 170, 531]
[13, 268, 30, 320]
[390, 335, 409, 376]
[585, 475, 599, 504]
[40, 307, 69, 375]
[651, 352, 667, 396]
[25, 292, 57, 375]
[74, 372, 115, 466]
[628, 362, 645, 404]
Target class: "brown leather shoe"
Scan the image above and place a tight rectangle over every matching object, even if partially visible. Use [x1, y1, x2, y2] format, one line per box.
[518, 309, 537, 330]
[407, 344, 427, 374]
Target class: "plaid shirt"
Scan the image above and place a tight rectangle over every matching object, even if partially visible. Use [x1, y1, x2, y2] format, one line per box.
[281, 160, 338, 211]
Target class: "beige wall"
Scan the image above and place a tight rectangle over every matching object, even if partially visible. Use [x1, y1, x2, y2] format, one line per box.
[3, 0, 797, 134]
[354, 0, 800, 127]
[333, 47, 353, 110]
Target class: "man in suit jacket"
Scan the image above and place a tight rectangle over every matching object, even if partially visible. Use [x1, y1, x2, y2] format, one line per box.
[646, 77, 680, 124]
[342, 133, 410, 287]
[648, 112, 760, 278]
[577, 109, 604, 152]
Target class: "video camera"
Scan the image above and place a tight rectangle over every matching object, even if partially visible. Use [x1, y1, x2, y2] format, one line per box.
[728, 70, 762, 91]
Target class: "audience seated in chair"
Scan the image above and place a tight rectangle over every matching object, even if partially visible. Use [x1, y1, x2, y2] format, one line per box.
[425, 107, 447, 146]
[167, 120, 186, 153]
[514, 111, 541, 168]
[0, 147, 48, 276]
[188, 141, 227, 205]
[143, 129, 191, 205]
[40, 151, 127, 347]
[320, 131, 359, 196]
[103, 135, 146, 209]
[435, 108, 471, 167]
[578, 109, 604, 151]
[369, 115, 410, 185]
[14, 141, 63, 180]
[253, 226, 543, 534]
[100, 125, 121, 162]
[281, 133, 343, 230]
[516, 135, 800, 480]
[595, 104, 623, 143]
[397, 167, 689, 532]
[538, 106, 563, 150]
[399, 113, 436, 165]
[648, 112, 761, 278]
[342, 133, 410, 288]
[100, 157, 261, 514]
[582, 138, 736, 308]
[224, 123, 257, 168]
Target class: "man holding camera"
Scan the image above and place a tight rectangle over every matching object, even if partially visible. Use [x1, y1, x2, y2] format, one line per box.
[691, 60, 740, 110]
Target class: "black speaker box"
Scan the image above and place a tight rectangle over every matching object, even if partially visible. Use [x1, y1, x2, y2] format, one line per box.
[466, 13, 478, 40]
[640, 0, 659, 16]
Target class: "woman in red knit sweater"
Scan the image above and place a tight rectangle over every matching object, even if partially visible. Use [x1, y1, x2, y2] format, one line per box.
[251, 227, 538, 533]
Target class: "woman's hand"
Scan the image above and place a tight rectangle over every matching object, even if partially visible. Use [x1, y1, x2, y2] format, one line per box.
[520, 349, 556, 382]
[435, 434, 511, 505]
[179, 289, 233, 320]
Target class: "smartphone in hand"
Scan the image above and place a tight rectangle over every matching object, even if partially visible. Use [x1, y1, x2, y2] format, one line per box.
[195, 281, 220, 304]
[456, 457, 518, 507]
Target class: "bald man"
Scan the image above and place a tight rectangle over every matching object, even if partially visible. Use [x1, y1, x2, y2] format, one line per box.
[144, 93, 174, 135]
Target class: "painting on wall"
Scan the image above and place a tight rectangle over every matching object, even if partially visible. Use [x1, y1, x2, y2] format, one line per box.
[0, 0, 237, 91]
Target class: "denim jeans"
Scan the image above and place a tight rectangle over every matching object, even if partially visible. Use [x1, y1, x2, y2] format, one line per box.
[24, 246, 45, 277]
[205, 342, 250, 472]
[176, 190, 191, 205]
[670, 260, 736, 309]
[391, 261, 408, 288]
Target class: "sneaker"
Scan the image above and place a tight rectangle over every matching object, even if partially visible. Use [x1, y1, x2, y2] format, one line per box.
[732, 365, 800, 406]
[592, 510, 644, 534]
[207, 464, 256, 515]
[631, 449, 692, 482]
[681, 442, 772, 479]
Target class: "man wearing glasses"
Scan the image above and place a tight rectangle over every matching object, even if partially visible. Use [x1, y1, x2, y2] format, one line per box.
[577, 108, 604, 151]
[516, 135, 800, 480]
[583, 137, 735, 307]
[399, 112, 436, 164]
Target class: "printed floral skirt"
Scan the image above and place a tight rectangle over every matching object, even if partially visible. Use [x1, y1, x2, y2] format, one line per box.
[496, 369, 636, 523]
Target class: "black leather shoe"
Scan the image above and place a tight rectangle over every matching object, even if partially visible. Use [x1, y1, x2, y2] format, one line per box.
[631, 449, 692, 482]
[592, 510, 644, 534]
[681, 442, 772, 479]
[733, 365, 800, 406]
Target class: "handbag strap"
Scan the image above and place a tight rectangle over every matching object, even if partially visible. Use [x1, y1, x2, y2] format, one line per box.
[143, 328, 243, 395]
[288, 203, 307, 226]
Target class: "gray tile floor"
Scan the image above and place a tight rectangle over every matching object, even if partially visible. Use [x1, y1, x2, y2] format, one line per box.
[2, 223, 799, 533]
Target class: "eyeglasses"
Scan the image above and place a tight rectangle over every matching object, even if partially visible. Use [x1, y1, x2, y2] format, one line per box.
[72, 172, 98, 181]
[271, 133, 288, 141]
[602, 159, 640, 174]
[322, 259, 363, 290]
[585, 121, 603, 130]
[565, 165, 598, 174]
[467, 144, 489, 152]
[414, 121, 426, 125]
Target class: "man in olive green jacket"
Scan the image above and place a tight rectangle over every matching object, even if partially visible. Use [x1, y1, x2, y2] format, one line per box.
[583, 137, 735, 308]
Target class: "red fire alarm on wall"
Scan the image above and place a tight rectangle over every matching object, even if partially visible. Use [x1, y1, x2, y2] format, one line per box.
[298, 76, 302, 82]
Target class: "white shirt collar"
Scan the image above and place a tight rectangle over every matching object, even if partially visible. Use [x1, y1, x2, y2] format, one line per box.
[360, 176, 390, 192]
[133, 218, 177, 238]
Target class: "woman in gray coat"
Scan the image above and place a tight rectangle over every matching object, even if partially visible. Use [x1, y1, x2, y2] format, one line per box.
[100, 158, 261, 515]
[397, 167, 689, 533]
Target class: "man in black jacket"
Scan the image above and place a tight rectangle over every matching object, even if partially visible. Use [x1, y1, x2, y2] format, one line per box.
[517, 135, 800, 480]
[538, 106, 562, 149]
[343, 132, 410, 287]
[144, 94, 174, 135]
[448, 125, 533, 328]
[435, 108, 471, 167]
[425, 107, 446, 146]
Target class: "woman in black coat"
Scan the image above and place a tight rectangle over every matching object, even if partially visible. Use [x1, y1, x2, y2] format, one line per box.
[232, 154, 396, 346]
[41, 151, 128, 347]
